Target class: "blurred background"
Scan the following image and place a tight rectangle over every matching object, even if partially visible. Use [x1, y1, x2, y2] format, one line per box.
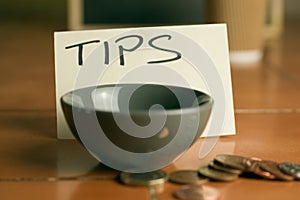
[0, 0, 299, 110]
[0, 0, 299, 28]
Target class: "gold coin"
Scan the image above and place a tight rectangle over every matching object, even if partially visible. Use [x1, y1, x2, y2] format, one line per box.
[198, 165, 238, 182]
[120, 170, 168, 186]
[169, 170, 208, 185]
[214, 154, 249, 171]
[209, 161, 242, 175]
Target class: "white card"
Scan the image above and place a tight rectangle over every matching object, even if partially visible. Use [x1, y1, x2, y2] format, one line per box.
[54, 24, 235, 139]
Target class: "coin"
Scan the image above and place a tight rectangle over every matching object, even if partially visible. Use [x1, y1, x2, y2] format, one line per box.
[173, 185, 204, 200]
[169, 170, 208, 185]
[173, 185, 220, 200]
[279, 162, 300, 179]
[198, 165, 238, 181]
[244, 158, 276, 180]
[209, 161, 243, 175]
[259, 160, 294, 181]
[214, 154, 248, 171]
[120, 170, 168, 186]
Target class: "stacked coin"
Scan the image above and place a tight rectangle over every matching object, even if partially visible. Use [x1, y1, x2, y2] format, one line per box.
[120, 170, 168, 186]
[169, 170, 209, 185]
[197, 154, 300, 182]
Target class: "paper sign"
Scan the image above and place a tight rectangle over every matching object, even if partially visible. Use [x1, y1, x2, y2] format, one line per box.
[54, 24, 235, 139]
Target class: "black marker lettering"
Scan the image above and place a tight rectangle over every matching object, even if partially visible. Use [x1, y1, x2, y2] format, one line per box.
[65, 40, 100, 66]
[104, 41, 109, 65]
[147, 35, 181, 64]
[115, 35, 143, 66]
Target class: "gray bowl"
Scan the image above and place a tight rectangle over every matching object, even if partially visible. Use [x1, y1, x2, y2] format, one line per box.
[61, 84, 213, 172]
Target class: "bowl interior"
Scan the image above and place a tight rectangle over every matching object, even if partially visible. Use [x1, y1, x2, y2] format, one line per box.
[62, 84, 211, 113]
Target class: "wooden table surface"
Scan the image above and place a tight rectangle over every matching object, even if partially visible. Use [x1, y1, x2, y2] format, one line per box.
[0, 19, 300, 200]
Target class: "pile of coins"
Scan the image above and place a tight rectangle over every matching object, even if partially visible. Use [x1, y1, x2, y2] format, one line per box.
[120, 170, 220, 200]
[119, 154, 300, 200]
[196, 154, 300, 182]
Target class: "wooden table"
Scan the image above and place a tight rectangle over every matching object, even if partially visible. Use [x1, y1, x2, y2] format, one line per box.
[0, 19, 299, 200]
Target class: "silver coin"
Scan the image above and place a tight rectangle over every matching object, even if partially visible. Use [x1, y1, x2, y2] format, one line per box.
[173, 185, 204, 200]
[169, 170, 208, 185]
[120, 170, 168, 186]
[173, 185, 220, 200]
[198, 165, 238, 182]
[279, 162, 300, 179]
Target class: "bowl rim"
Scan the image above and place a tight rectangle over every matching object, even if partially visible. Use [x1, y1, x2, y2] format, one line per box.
[60, 83, 213, 115]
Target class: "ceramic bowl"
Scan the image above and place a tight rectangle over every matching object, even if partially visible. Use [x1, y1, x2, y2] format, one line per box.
[61, 84, 213, 172]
